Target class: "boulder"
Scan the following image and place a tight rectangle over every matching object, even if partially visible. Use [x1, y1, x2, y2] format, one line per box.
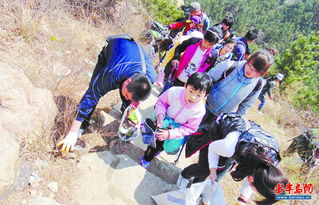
[0, 62, 57, 140]
[0, 63, 57, 196]
[0, 129, 19, 196]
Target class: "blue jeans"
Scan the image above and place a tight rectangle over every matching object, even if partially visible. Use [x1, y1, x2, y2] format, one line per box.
[258, 94, 266, 111]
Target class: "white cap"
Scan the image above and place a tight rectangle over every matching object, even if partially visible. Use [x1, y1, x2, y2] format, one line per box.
[275, 73, 284, 81]
[190, 2, 201, 11]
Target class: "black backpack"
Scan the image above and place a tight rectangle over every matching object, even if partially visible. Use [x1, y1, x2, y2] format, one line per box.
[210, 25, 224, 40]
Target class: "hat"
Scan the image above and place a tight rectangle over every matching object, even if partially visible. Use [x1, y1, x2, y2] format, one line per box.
[275, 73, 284, 81]
[190, 15, 202, 24]
[190, 2, 201, 11]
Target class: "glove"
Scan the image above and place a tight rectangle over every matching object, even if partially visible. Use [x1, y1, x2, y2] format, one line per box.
[57, 130, 81, 152]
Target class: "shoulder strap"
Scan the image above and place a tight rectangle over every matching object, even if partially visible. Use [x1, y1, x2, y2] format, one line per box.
[252, 77, 264, 92]
[105, 34, 146, 74]
[243, 118, 252, 130]
[214, 61, 238, 84]
[137, 44, 146, 74]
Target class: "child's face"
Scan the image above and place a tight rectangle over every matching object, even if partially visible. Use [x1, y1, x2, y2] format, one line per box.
[200, 39, 215, 50]
[220, 43, 235, 55]
[185, 85, 206, 104]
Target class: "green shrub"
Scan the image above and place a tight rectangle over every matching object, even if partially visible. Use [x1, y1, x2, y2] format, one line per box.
[141, 0, 183, 25]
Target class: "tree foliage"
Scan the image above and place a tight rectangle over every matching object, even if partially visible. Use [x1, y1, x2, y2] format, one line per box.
[141, 0, 183, 25]
[275, 31, 319, 113]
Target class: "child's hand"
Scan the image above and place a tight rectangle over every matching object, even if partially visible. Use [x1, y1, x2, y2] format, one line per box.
[207, 168, 217, 184]
[156, 129, 169, 141]
[156, 113, 165, 128]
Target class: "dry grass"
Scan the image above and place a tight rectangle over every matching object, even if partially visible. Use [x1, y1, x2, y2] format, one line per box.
[244, 95, 319, 204]
[1, 0, 318, 205]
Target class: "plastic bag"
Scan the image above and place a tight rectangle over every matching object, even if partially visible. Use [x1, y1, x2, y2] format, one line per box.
[185, 179, 226, 205]
[118, 105, 141, 141]
[141, 118, 157, 148]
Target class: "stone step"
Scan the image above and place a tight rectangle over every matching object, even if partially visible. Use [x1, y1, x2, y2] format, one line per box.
[74, 151, 178, 205]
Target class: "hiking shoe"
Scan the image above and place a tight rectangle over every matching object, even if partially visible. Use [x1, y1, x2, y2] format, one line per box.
[140, 157, 150, 169]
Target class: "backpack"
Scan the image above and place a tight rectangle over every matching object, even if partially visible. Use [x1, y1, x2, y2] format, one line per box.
[231, 38, 250, 61]
[210, 25, 224, 40]
[203, 49, 219, 72]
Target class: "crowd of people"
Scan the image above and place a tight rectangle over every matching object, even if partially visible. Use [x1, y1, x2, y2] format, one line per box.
[57, 2, 292, 205]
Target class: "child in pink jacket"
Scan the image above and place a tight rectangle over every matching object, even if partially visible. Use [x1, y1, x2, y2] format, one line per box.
[140, 72, 212, 168]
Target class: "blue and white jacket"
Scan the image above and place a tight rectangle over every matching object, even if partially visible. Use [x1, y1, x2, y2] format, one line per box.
[206, 61, 263, 116]
[76, 38, 157, 122]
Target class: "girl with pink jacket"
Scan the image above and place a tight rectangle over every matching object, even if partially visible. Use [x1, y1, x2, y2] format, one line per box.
[140, 73, 212, 168]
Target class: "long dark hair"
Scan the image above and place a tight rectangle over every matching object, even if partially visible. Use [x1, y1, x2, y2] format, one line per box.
[231, 143, 288, 205]
[253, 165, 288, 205]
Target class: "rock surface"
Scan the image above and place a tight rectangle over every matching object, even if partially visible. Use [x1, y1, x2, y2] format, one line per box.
[73, 151, 177, 205]
[0, 63, 57, 197]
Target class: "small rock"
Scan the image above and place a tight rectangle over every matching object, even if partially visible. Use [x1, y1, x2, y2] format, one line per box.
[12, 160, 32, 191]
[29, 173, 43, 188]
[28, 196, 61, 205]
[74, 145, 84, 151]
[83, 59, 95, 65]
[68, 152, 76, 159]
[48, 192, 56, 199]
[30, 189, 37, 197]
[34, 159, 49, 169]
[47, 182, 58, 193]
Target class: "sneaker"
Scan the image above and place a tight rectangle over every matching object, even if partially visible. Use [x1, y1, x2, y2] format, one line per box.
[139, 157, 150, 169]
[176, 173, 189, 189]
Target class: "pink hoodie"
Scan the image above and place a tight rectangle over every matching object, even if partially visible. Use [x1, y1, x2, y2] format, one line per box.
[156, 87, 206, 139]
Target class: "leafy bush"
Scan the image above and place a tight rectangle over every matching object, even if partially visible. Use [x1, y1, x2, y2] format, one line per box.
[275, 31, 319, 114]
[141, 0, 183, 25]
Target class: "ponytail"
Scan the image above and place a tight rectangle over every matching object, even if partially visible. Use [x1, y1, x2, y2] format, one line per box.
[253, 165, 288, 205]
[230, 142, 288, 204]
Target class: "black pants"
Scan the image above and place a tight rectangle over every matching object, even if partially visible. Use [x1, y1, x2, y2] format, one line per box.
[181, 146, 210, 183]
[181, 146, 235, 184]
[143, 140, 164, 162]
[172, 78, 185, 87]
[181, 110, 234, 183]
